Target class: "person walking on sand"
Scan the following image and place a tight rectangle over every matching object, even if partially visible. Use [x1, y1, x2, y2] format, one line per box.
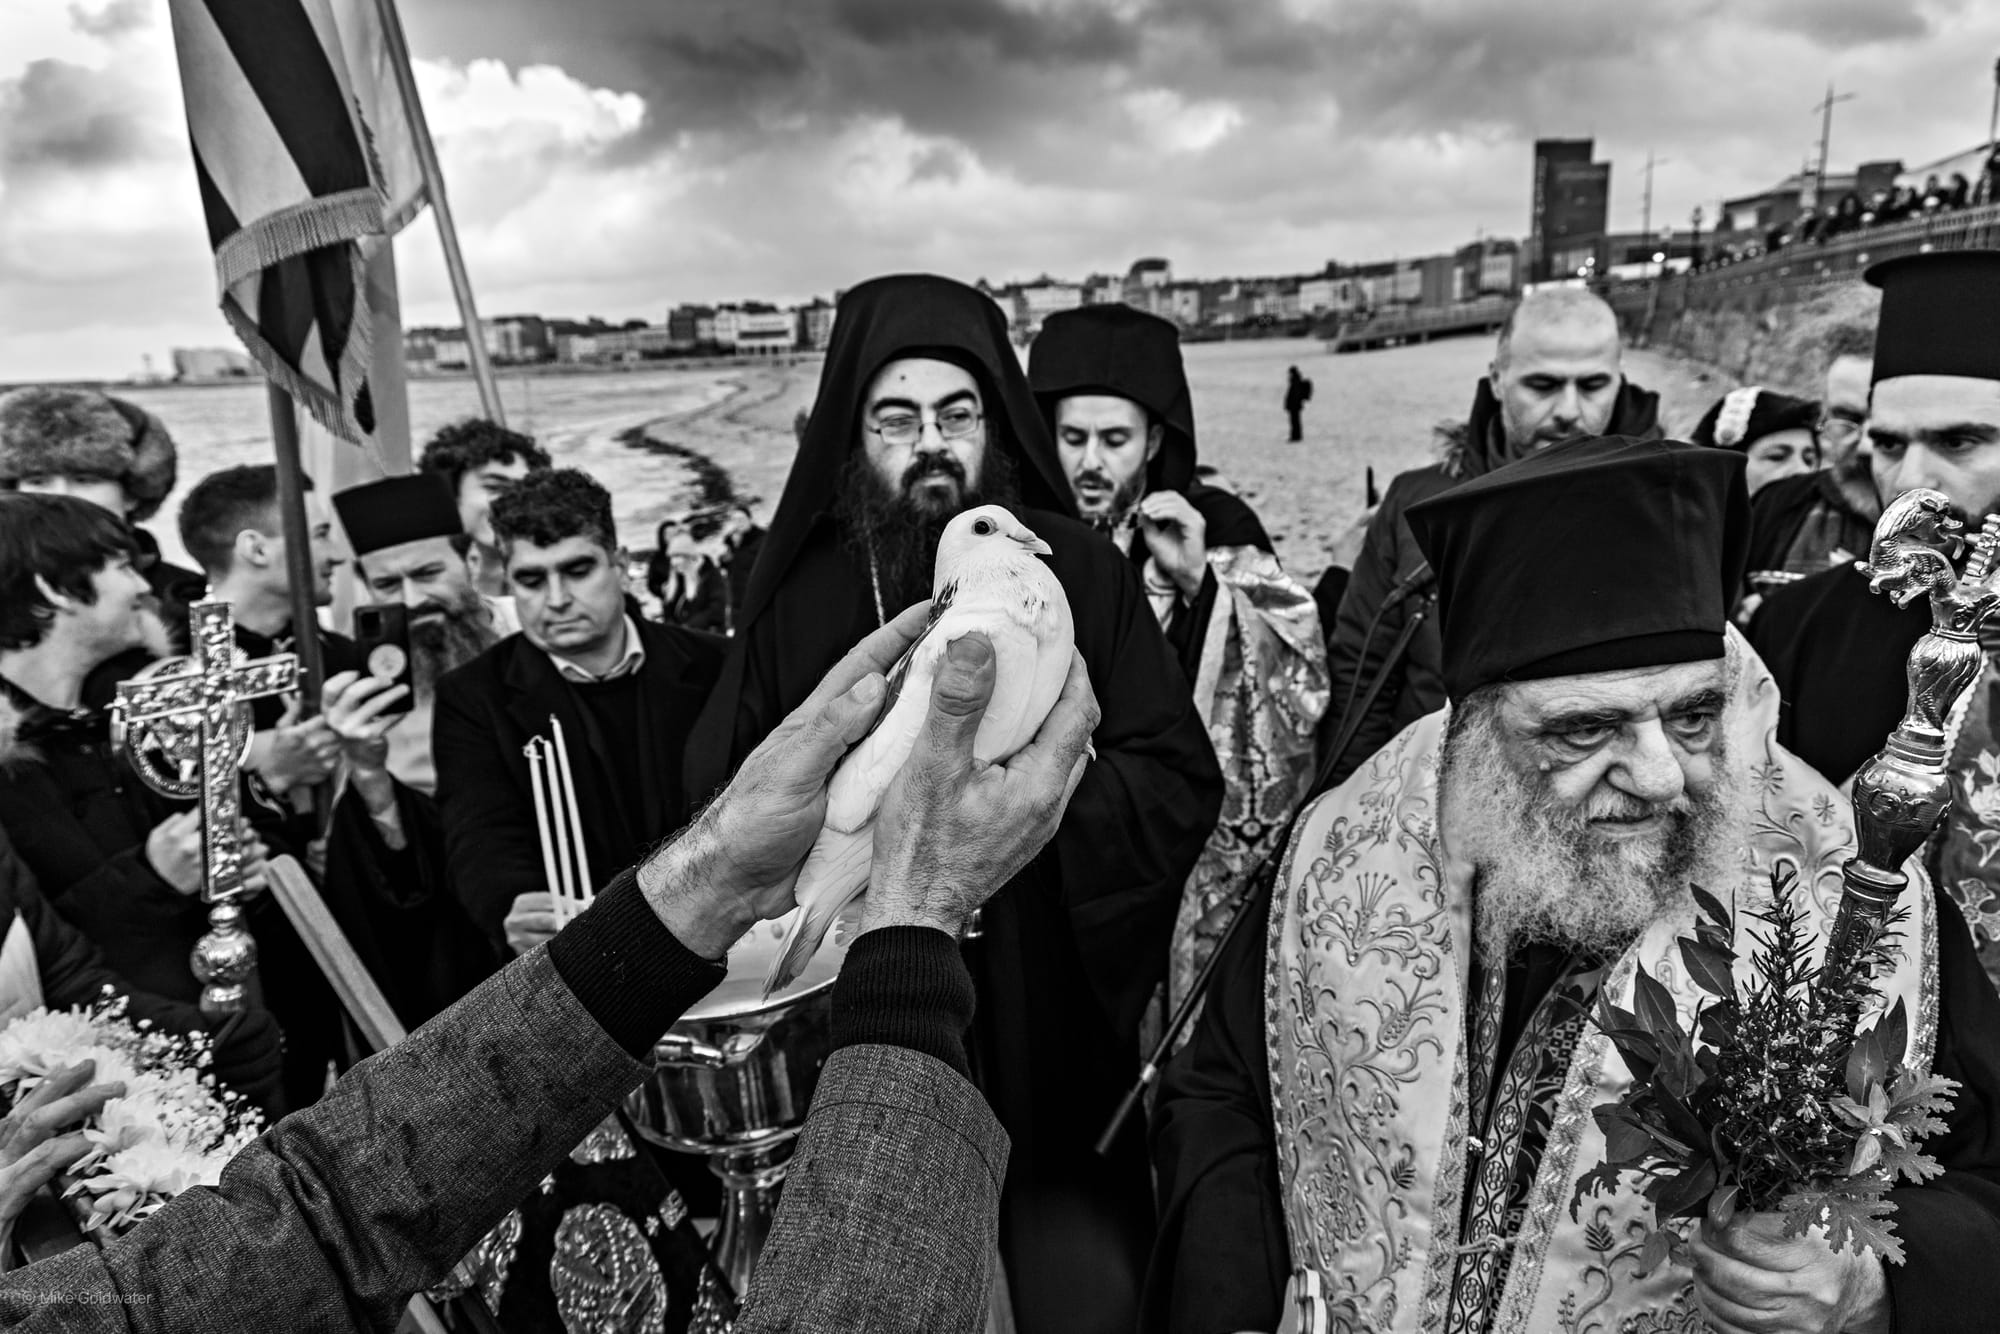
[1283, 366, 1311, 442]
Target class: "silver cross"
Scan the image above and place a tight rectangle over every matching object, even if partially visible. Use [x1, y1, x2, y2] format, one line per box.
[113, 599, 298, 1012]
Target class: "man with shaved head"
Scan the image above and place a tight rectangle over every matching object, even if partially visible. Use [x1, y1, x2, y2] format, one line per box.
[1322, 287, 1661, 785]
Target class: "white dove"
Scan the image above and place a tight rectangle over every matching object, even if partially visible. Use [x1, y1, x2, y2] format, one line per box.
[761, 503, 1076, 996]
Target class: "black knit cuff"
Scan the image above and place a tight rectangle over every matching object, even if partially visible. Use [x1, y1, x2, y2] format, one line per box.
[830, 926, 976, 1078]
[547, 865, 725, 1059]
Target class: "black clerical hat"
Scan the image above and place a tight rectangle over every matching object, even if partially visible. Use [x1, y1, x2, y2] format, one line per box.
[1029, 304, 1200, 490]
[1865, 250, 2000, 386]
[333, 473, 462, 556]
[1406, 436, 1749, 700]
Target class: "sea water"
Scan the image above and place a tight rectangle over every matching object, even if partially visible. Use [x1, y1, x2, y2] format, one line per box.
[116, 337, 1705, 581]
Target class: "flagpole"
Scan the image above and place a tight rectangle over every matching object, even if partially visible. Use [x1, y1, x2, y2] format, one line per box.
[269, 384, 329, 728]
[368, 0, 507, 427]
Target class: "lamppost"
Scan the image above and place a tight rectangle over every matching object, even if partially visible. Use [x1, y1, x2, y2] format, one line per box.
[1987, 57, 2000, 202]
[1813, 83, 1858, 206]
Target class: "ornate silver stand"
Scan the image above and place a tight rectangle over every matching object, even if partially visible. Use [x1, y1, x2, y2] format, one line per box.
[1828, 498, 2000, 990]
[709, 1143, 794, 1300]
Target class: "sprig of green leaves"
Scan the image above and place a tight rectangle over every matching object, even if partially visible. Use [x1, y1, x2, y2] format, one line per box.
[1569, 869, 1958, 1264]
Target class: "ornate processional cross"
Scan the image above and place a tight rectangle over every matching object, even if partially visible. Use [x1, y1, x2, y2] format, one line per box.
[1829, 494, 2000, 994]
[112, 599, 298, 1014]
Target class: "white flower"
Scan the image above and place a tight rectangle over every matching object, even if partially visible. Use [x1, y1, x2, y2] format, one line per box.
[0, 1009, 107, 1088]
[0, 1001, 264, 1235]
[85, 1097, 165, 1156]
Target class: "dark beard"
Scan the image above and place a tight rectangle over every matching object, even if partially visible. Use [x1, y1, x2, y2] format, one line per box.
[409, 588, 500, 700]
[1073, 466, 1149, 537]
[835, 443, 1019, 612]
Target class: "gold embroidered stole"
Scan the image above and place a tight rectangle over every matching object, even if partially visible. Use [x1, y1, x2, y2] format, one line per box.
[1442, 947, 1598, 1334]
[1266, 633, 1939, 1334]
[1168, 545, 1331, 1012]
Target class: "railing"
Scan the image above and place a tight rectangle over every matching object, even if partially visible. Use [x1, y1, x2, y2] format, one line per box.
[1657, 202, 2000, 309]
[1327, 295, 1514, 351]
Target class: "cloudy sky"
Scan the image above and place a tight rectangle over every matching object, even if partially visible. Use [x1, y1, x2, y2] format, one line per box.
[3, 0, 1998, 380]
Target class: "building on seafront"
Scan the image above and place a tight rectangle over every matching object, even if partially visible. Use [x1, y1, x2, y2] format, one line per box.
[171, 347, 257, 380]
[382, 128, 1982, 370]
[1527, 138, 1611, 283]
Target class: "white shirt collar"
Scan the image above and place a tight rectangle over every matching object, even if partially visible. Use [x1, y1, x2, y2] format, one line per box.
[549, 615, 646, 684]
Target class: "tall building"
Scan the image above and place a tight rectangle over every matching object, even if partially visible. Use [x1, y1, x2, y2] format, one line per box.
[1529, 139, 1610, 282]
[170, 347, 256, 380]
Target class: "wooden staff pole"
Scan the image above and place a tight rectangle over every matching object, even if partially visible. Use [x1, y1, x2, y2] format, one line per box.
[268, 385, 327, 714]
[268, 385, 327, 824]
[369, 0, 507, 425]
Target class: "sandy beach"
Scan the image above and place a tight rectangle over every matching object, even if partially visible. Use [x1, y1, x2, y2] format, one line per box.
[631, 336, 1722, 587]
[130, 333, 1724, 588]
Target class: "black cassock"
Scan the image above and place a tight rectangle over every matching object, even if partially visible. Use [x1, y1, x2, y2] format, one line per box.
[316, 778, 501, 1031]
[685, 274, 1223, 1334]
[1146, 880, 2000, 1334]
[1750, 561, 1928, 786]
[697, 512, 1220, 1330]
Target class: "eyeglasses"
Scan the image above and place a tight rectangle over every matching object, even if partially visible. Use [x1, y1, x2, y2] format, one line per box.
[866, 405, 982, 448]
[1817, 412, 1865, 446]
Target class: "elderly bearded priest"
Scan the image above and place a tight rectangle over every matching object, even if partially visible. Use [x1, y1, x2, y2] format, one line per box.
[1147, 436, 2000, 1334]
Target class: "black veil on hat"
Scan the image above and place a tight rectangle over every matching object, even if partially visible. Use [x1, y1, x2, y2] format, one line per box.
[1865, 249, 2000, 385]
[738, 273, 1072, 636]
[332, 473, 462, 557]
[1406, 435, 1749, 701]
[1028, 304, 1199, 494]
[1024, 302, 1270, 550]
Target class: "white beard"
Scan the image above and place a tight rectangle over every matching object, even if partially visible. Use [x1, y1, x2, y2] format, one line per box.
[1439, 696, 1750, 962]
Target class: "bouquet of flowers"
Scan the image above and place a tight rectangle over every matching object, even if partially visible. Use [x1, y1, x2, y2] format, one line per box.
[1572, 870, 1958, 1272]
[0, 992, 263, 1234]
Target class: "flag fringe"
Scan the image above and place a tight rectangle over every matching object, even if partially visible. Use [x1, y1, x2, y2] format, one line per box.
[381, 189, 429, 235]
[220, 244, 377, 447]
[214, 188, 385, 292]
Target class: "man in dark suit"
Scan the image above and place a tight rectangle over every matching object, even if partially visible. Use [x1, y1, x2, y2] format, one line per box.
[433, 468, 727, 960]
[0, 603, 1098, 1333]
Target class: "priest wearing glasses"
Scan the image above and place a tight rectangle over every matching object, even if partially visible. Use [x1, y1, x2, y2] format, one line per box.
[686, 274, 1221, 1334]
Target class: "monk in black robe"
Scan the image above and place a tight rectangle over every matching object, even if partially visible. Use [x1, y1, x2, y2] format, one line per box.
[1150, 433, 2000, 1334]
[684, 274, 1222, 1334]
[1751, 250, 2000, 992]
[1027, 304, 1328, 1009]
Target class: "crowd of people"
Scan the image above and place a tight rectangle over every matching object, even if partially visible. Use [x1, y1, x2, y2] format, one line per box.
[0, 252, 1995, 1332]
[1709, 150, 2000, 267]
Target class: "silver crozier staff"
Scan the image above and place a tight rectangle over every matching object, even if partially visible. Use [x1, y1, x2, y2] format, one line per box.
[524, 716, 595, 928]
[1826, 493, 2000, 1011]
[112, 599, 299, 1015]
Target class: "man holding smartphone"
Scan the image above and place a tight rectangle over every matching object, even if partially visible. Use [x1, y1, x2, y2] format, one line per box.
[317, 473, 522, 1027]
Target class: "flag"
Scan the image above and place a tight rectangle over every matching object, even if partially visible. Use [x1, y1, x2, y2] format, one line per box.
[167, 0, 385, 443]
[330, 0, 429, 233]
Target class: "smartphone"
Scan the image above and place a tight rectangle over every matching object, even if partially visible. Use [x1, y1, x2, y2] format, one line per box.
[352, 603, 413, 714]
[1365, 466, 1380, 508]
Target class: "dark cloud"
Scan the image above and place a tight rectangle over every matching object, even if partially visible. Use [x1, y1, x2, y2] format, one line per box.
[0, 58, 158, 171]
[828, 0, 1139, 63]
[68, 0, 150, 40]
[8, 0, 2000, 379]
[1751, 0, 1938, 47]
[907, 142, 968, 183]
